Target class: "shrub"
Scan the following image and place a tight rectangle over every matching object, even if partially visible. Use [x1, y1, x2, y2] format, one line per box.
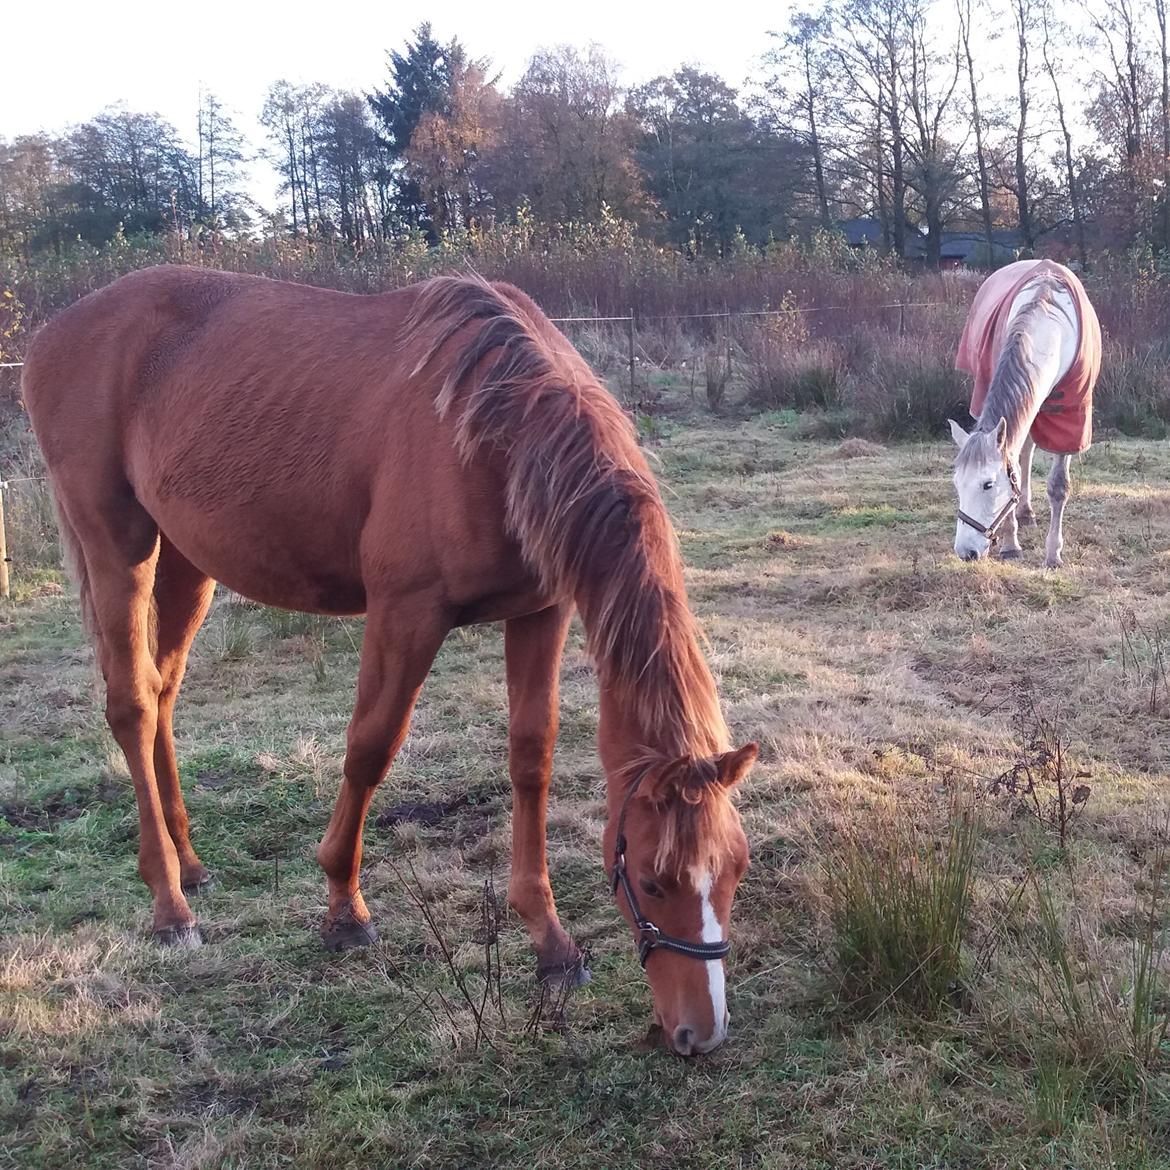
[745, 338, 844, 412]
[1094, 341, 1170, 438]
[856, 336, 972, 438]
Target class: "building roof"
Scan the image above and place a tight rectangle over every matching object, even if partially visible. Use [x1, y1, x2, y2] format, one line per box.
[836, 219, 1024, 263]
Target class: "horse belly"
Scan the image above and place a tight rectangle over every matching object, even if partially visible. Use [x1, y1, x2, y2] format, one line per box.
[137, 485, 368, 615]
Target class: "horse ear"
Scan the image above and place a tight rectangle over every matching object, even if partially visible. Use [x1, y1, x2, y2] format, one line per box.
[642, 745, 758, 804]
[947, 419, 969, 448]
[641, 756, 692, 806]
[995, 417, 1008, 451]
[714, 743, 758, 789]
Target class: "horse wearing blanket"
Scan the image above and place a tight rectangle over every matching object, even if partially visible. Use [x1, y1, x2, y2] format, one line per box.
[950, 259, 1102, 568]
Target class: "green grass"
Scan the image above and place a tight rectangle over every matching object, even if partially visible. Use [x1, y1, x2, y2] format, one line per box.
[5, 407, 1170, 1167]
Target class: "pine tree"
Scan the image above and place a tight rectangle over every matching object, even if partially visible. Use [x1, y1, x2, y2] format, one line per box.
[366, 23, 456, 234]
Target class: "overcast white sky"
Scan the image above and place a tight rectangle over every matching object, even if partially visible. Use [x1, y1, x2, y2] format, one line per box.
[5, 2, 779, 207]
[5, 1, 1080, 211]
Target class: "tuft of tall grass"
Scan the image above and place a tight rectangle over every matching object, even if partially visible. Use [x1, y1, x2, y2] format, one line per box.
[704, 347, 730, 411]
[1024, 848, 1170, 1101]
[214, 599, 255, 662]
[823, 807, 979, 1018]
[0, 418, 58, 578]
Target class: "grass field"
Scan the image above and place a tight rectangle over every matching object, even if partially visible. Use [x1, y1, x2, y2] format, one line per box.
[3, 402, 1170, 1169]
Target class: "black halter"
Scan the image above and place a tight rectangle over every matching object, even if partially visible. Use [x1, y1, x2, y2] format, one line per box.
[957, 460, 1022, 543]
[610, 770, 731, 968]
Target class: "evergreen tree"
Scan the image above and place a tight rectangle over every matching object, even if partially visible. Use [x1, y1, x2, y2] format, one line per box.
[367, 23, 456, 234]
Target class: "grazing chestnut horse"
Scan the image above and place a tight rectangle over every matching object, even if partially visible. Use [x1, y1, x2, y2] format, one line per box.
[22, 266, 756, 1056]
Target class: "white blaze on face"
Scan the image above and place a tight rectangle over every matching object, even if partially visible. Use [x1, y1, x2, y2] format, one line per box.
[695, 868, 728, 1048]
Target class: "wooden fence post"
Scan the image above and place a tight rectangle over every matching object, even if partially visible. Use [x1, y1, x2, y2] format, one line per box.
[0, 480, 10, 600]
[628, 309, 636, 398]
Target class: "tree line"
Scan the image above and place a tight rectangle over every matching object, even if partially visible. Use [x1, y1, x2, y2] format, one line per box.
[1, 4, 1168, 267]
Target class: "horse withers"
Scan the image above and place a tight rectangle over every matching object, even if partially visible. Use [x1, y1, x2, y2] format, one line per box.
[951, 259, 1102, 568]
[21, 267, 757, 1057]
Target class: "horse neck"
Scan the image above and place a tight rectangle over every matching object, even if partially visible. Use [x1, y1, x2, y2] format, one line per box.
[979, 291, 1077, 459]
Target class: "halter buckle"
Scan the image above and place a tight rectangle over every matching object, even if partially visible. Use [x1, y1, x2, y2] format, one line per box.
[636, 921, 661, 966]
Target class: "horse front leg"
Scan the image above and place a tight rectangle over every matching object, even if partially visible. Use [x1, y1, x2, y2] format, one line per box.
[317, 602, 448, 950]
[1015, 436, 1037, 527]
[1045, 454, 1072, 569]
[504, 604, 588, 985]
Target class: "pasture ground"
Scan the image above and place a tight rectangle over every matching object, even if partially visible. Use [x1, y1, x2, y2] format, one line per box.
[3, 405, 1170, 1169]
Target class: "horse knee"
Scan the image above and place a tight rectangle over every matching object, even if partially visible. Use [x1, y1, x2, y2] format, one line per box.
[509, 731, 553, 793]
[1048, 463, 1070, 503]
[507, 872, 553, 915]
[105, 677, 162, 743]
[343, 732, 404, 789]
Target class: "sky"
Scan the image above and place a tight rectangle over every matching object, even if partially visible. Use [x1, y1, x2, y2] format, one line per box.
[5, 1, 1087, 213]
[4, 1, 778, 208]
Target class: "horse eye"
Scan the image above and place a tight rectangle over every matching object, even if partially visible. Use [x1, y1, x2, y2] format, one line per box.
[639, 878, 664, 899]
[982, 480, 994, 491]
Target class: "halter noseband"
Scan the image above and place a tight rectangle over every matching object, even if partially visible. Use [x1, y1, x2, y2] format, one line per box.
[957, 459, 1022, 543]
[610, 769, 731, 968]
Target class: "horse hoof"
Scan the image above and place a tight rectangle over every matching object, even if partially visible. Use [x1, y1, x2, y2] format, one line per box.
[321, 910, 379, 952]
[181, 869, 215, 897]
[998, 548, 1023, 561]
[1044, 558, 1063, 571]
[153, 924, 204, 949]
[537, 956, 591, 988]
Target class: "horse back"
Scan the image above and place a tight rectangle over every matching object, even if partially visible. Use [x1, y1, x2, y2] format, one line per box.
[22, 266, 536, 617]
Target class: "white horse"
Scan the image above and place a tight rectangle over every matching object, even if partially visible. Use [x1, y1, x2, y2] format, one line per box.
[950, 260, 1101, 569]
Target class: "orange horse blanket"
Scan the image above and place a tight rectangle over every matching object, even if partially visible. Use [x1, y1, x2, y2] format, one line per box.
[954, 259, 1101, 454]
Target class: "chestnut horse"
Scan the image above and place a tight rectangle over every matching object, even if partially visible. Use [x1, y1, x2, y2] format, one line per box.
[22, 266, 756, 1056]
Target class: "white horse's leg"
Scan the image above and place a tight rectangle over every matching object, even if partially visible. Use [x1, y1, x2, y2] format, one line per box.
[1016, 436, 1037, 526]
[998, 503, 1023, 559]
[1044, 454, 1071, 569]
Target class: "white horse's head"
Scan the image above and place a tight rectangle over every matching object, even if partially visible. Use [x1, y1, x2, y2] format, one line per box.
[949, 417, 1019, 562]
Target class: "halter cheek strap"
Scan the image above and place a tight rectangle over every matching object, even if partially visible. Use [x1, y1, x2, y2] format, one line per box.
[609, 770, 731, 967]
[957, 460, 1022, 543]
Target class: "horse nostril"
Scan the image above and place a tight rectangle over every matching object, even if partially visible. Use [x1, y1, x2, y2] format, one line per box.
[671, 1025, 697, 1056]
[963, 549, 979, 562]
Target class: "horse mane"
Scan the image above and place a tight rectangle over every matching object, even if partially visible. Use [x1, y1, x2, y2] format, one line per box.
[406, 274, 729, 764]
[960, 273, 1072, 466]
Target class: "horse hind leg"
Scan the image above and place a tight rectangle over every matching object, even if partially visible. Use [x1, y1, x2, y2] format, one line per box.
[1045, 454, 1072, 569]
[62, 485, 200, 944]
[152, 536, 217, 895]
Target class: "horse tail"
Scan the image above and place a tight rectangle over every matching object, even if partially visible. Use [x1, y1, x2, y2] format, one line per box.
[20, 354, 99, 653]
[53, 494, 98, 648]
[407, 275, 728, 757]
